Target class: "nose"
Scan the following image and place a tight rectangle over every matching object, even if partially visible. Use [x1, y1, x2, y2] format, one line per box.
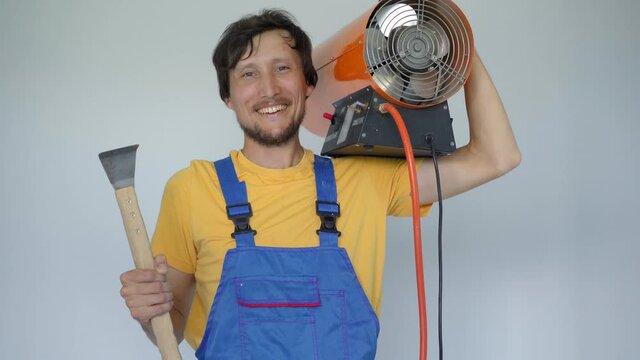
[259, 73, 279, 98]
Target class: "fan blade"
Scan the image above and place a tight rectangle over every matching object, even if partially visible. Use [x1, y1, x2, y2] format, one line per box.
[375, 3, 418, 37]
[420, 20, 450, 60]
[409, 71, 441, 100]
[364, 28, 388, 61]
[372, 66, 407, 99]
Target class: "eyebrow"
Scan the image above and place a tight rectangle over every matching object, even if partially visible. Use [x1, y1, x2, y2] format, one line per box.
[234, 57, 295, 71]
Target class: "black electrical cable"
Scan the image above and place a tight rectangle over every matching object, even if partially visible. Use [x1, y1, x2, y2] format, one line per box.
[427, 135, 444, 360]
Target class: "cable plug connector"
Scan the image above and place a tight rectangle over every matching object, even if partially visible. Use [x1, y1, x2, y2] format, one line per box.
[425, 134, 434, 145]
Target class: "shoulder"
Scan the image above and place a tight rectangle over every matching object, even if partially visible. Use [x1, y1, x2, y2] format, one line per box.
[164, 159, 218, 192]
[332, 156, 408, 177]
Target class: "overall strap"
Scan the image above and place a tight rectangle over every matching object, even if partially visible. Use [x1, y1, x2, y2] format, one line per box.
[213, 157, 256, 247]
[314, 155, 341, 248]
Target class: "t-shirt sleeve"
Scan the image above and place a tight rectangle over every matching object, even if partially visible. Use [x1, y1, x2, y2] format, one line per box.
[336, 156, 432, 218]
[386, 158, 432, 217]
[151, 168, 197, 274]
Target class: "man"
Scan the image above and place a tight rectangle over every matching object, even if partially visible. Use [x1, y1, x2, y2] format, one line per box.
[119, 8, 520, 359]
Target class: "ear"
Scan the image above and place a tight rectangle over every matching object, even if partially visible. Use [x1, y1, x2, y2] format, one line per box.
[224, 97, 233, 109]
[305, 84, 314, 97]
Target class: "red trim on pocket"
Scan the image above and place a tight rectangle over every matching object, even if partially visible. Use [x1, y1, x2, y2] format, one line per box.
[238, 301, 321, 308]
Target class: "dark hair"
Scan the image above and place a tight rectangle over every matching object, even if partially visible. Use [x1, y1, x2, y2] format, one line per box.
[212, 9, 318, 102]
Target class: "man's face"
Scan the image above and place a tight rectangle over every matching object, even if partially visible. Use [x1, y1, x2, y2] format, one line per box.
[225, 29, 314, 147]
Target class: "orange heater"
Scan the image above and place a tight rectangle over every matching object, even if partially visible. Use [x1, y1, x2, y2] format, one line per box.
[303, 0, 474, 157]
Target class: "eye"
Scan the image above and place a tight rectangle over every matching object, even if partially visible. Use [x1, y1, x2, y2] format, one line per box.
[241, 70, 256, 78]
[276, 65, 290, 72]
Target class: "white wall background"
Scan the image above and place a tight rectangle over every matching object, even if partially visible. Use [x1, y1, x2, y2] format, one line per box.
[1, 0, 638, 359]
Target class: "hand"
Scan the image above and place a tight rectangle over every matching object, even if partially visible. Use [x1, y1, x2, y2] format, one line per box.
[120, 254, 174, 324]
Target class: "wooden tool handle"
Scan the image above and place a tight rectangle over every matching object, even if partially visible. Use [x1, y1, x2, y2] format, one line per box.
[115, 186, 182, 360]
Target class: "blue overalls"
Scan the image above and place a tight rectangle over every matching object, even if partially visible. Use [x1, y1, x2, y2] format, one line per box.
[195, 155, 379, 359]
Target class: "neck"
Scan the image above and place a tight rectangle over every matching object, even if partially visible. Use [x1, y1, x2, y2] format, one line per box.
[241, 136, 305, 169]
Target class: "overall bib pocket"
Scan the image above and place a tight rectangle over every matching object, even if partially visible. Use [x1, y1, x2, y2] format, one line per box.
[234, 275, 321, 359]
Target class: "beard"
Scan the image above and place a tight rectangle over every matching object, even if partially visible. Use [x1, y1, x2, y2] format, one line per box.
[238, 109, 305, 147]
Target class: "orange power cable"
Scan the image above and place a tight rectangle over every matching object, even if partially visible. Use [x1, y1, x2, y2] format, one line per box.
[380, 103, 428, 360]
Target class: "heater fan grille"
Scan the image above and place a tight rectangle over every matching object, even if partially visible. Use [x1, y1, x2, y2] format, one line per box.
[365, 0, 473, 107]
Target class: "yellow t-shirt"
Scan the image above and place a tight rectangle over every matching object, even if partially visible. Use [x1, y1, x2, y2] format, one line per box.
[151, 149, 431, 350]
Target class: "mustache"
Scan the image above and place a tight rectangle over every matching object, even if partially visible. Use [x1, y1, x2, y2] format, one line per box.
[253, 96, 290, 110]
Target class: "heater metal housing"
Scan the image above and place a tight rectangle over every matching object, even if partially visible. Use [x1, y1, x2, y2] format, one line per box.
[321, 86, 456, 157]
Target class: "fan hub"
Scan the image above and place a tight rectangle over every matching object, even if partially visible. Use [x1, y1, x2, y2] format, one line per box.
[394, 24, 447, 72]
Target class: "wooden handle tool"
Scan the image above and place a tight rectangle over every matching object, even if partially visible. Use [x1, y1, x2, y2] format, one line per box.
[99, 145, 182, 360]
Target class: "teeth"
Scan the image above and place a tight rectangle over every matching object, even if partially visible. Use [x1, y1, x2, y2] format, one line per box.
[257, 104, 287, 114]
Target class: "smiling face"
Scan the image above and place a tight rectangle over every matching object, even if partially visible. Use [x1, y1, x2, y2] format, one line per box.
[225, 29, 314, 147]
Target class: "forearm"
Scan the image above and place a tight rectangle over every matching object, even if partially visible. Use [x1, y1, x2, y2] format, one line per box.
[463, 52, 521, 174]
[417, 51, 520, 204]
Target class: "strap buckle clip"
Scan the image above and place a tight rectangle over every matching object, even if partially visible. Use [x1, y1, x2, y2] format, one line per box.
[316, 200, 341, 236]
[226, 203, 257, 238]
